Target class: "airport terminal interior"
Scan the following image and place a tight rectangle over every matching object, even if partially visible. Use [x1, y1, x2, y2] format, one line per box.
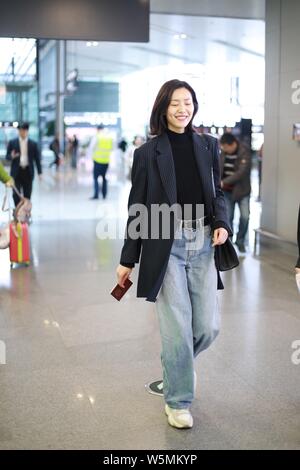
[0, 0, 300, 451]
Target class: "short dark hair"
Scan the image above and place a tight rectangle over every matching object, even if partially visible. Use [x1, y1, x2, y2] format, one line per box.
[18, 122, 29, 130]
[220, 132, 238, 145]
[97, 124, 104, 130]
[149, 79, 198, 136]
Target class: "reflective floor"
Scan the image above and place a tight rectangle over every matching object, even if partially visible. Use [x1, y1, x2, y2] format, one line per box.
[0, 160, 299, 450]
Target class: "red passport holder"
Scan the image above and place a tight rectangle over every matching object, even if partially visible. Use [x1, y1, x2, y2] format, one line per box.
[110, 278, 133, 301]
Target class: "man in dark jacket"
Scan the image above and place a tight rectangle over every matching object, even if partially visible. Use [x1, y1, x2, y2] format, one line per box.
[6, 122, 42, 206]
[219, 133, 251, 253]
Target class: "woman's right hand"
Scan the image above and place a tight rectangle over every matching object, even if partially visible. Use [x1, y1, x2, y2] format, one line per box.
[116, 264, 133, 288]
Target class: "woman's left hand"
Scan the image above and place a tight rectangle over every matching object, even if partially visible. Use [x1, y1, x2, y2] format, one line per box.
[212, 228, 228, 246]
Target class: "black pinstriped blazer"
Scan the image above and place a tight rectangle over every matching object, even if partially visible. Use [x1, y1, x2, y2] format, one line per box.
[120, 131, 231, 302]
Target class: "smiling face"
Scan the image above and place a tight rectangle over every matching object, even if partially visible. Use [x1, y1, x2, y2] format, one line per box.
[166, 87, 194, 134]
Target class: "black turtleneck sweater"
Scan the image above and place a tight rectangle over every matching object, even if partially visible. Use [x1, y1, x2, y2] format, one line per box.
[166, 129, 206, 220]
[120, 130, 229, 268]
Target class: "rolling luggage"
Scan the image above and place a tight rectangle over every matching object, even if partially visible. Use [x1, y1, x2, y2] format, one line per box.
[9, 221, 30, 266]
[1, 186, 31, 267]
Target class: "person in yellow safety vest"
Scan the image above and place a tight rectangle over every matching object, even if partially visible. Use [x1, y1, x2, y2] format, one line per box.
[89, 124, 113, 200]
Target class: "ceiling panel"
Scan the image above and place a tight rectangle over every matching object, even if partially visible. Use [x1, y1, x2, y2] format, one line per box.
[150, 0, 265, 20]
[67, 13, 265, 81]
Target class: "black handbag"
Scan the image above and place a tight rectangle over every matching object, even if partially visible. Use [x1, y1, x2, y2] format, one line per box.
[215, 238, 239, 271]
[201, 134, 239, 272]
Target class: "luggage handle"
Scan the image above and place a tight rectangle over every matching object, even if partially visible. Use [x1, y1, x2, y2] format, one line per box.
[12, 185, 25, 200]
[2, 186, 25, 212]
[11, 221, 22, 239]
[1, 187, 12, 223]
[2, 187, 10, 212]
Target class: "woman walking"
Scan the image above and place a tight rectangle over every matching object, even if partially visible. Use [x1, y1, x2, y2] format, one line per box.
[116, 79, 230, 429]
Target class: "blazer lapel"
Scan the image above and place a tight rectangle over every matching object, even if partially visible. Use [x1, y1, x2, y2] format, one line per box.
[15, 138, 20, 153]
[192, 132, 215, 205]
[156, 134, 177, 205]
[27, 140, 31, 162]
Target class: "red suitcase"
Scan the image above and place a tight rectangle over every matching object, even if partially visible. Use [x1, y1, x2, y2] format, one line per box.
[9, 222, 30, 266]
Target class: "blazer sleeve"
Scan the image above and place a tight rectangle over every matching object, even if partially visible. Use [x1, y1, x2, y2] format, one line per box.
[6, 140, 13, 161]
[120, 147, 147, 267]
[211, 138, 232, 236]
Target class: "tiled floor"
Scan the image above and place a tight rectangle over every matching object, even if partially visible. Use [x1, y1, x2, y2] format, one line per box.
[0, 163, 299, 450]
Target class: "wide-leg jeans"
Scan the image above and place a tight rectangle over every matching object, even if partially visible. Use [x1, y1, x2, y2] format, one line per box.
[156, 225, 220, 409]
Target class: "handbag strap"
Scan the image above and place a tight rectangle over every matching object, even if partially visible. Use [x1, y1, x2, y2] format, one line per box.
[2, 187, 9, 212]
[2, 187, 12, 223]
[11, 221, 21, 239]
[12, 184, 24, 200]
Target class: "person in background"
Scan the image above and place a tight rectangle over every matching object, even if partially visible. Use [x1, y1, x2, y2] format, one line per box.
[88, 124, 114, 200]
[71, 134, 79, 169]
[219, 132, 251, 253]
[0, 162, 14, 187]
[117, 137, 128, 180]
[125, 135, 145, 180]
[6, 122, 42, 206]
[118, 137, 128, 154]
[296, 204, 300, 292]
[257, 143, 263, 201]
[49, 135, 60, 170]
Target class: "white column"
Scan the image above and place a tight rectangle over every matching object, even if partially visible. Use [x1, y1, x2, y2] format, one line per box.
[261, 0, 300, 241]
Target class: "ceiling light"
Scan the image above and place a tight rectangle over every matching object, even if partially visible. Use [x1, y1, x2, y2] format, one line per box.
[173, 33, 187, 40]
[92, 41, 99, 47]
[86, 42, 92, 47]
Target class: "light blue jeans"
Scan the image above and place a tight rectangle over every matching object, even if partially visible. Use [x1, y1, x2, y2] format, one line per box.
[156, 225, 219, 409]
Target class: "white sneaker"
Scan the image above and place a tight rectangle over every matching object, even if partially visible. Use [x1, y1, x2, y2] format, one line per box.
[165, 404, 193, 429]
